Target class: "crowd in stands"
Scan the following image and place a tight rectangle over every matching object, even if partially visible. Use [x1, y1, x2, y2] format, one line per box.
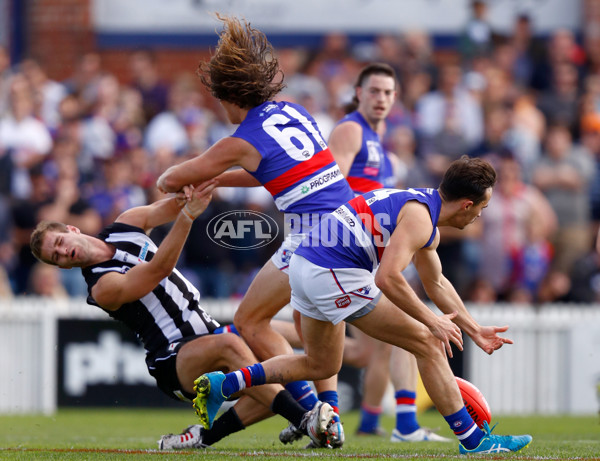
[2, 3, 600, 305]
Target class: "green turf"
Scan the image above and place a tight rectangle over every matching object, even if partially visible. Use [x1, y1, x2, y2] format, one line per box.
[0, 408, 598, 460]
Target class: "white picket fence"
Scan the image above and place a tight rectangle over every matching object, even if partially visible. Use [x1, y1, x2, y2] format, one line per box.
[0, 301, 57, 415]
[0, 298, 598, 415]
[465, 305, 600, 415]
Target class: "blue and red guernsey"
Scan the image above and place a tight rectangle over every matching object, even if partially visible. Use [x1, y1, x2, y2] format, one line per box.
[233, 101, 353, 218]
[340, 111, 386, 194]
[296, 188, 441, 271]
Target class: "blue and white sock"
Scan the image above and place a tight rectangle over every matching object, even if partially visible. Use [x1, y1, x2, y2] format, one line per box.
[358, 403, 382, 433]
[285, 381, 318, 411]
[318, 390, 340, 423]
[221, 363, 266, 397]
[444, 407, 484, 449]
[395, 390, 419, 434]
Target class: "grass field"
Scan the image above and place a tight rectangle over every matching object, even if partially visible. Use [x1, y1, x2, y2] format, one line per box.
[0, 408, 598, 460]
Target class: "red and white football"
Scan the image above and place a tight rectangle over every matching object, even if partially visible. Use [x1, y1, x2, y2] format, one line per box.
[456, 377, 491, 428]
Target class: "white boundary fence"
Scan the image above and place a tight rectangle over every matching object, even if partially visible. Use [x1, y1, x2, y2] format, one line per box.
[465, 305, 600, 415]
[1, 298, 598, 415]
[0, 300, 57, 415]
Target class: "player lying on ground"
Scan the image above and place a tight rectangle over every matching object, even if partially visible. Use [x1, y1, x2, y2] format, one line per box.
[29, 180, 337, 449]
[193, 157, 533, 455]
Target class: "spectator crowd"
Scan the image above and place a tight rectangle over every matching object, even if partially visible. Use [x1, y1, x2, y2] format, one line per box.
[3, 2, 600, 305]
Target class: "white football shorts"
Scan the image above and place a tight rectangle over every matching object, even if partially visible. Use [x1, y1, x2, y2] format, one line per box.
[289, 253, 382, 325]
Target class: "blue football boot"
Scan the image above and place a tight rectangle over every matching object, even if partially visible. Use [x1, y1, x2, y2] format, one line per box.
[192, 371, 227, 429]
[459, 421, 532, 454]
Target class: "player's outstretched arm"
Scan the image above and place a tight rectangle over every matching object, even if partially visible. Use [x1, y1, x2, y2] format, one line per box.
[157, 137, 258, 193]
[376, 202, 463, 356]
[215, 168, 262, 187]
[414, 245, 512, 355]
[92, 181, 216, 311]
[115, 194, 187, 233]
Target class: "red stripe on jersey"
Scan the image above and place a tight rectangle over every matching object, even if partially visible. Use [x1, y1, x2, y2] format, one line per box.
[396, 397, 416, 405]
[241, 368, 252, 387]
[348, 195, 385, 261]
[346, 176, 383, 194]
[262, 148, 335, 196]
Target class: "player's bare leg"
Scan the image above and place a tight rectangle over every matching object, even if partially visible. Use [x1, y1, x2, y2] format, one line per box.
[390, 347, 418, 393]
[177, 332, 293, 408]
[388, 347, 451, 442]
[289, 309, 344, 447]
[233, 260, 294, 360]
[263, 315, 347, 381]
[348, 326, 392, 435]
[348, 296, 463, 416]
[359, 340, 391, 410]
[234, 261, 329, 440]
[272, 318, 303, 349]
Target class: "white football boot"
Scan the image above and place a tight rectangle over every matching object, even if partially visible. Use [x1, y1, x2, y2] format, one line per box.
[391, 427, 453, 442]
[158, 425, 207, 449]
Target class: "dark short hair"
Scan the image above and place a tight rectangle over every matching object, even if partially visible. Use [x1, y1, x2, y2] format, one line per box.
[345, 62, 398, 113]
[355, 62, 397, 89]
[30, 221, 69, 264]
[439, 156, 496, 204]
[197, 15, 285, 109]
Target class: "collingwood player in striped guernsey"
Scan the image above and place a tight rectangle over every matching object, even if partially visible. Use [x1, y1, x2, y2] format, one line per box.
[29, 180, 336, 450]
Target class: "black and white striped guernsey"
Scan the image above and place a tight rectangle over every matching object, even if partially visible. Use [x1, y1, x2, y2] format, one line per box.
[81, 222, 220, 359]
